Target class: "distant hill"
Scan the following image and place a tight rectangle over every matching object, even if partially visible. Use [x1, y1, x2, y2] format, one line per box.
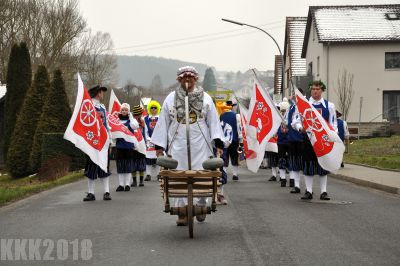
[115, 55, 209, 87]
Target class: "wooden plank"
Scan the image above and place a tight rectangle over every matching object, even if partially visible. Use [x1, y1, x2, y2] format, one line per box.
[168, 193, 214, 198]
[159, 170, 221, 178]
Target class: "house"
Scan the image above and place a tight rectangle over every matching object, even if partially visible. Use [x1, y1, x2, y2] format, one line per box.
[283, 17, 309, 97]
[274, 55, 283, 96]
[0, 84, 6, 165]
[301, 4, 400, 123]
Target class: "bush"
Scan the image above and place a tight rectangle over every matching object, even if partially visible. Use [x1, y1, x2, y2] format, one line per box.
[41, 133, 86, 171]
[30, 69, 71, 172]
[4, 42, 32, 158]
[7, 65, 49, 178]
[38, 154, 71, 181]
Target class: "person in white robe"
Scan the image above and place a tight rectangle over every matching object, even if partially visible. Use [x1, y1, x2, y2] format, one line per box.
[151, 66, 224, 226]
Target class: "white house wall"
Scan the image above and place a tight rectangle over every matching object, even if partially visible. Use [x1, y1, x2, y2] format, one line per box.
[305, 21, 327, 88]
[305, 20, 400, 122]
[327, 43, 400, 123]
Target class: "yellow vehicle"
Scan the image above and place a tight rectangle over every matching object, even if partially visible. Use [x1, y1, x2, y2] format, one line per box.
[207, 90, 233, 115]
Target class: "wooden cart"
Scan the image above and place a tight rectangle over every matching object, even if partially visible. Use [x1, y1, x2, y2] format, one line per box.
[159, 169, 221, 238]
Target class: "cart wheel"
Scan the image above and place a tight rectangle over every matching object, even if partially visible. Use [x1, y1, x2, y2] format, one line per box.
[187, 183, 194, 238]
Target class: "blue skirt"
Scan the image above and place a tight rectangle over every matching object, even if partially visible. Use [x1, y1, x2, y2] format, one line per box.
[266, 152, 278, 168]
[302, 139, 329, 176]
[146, 158, 157, 165]
[288, 141, 303, 171]
[84, 156, 111, 180]
[116, 148, 135, 173]
[132, 151, 146, 172]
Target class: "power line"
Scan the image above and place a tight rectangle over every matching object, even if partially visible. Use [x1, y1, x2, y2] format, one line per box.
[116, 24, 285, 55]
[113, 20, 285, 51]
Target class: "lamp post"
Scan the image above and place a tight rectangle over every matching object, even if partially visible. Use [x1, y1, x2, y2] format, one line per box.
[221, 18, 285, 98]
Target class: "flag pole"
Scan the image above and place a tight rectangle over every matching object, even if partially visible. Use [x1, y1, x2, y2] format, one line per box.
[251, 69, 285, 123]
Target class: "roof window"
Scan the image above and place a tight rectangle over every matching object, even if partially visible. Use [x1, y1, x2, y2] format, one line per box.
[386, 13, 400, 20]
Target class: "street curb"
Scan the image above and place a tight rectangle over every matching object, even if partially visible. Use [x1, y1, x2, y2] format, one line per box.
[345, 162, 400, 173]
[330, 173, 400, 195]
[0, 178, 85, 211]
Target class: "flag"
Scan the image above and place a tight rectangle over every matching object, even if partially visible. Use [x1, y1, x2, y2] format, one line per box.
[265, 136, 278, 153]
[238, 104, 257, 162]
[108, 89, 121, 117]
[64, 74, 110, 172]
[295, 89, 345, 172]
[246, 80, 282, 173]
[107, 113, 147, 156]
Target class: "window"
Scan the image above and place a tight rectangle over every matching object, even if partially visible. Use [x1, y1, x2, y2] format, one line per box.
[385, 13, 400, 20]
[317, 56, 320, 76]
[383, 91, 400, 122]
[385, 52, 400, 69]
[308, 62, 313, 76]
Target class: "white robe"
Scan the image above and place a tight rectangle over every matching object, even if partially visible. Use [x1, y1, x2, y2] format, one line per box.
[151, 90, 224, 171]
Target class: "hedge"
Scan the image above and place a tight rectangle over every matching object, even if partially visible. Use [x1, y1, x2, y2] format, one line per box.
[41, 133, 86, 171]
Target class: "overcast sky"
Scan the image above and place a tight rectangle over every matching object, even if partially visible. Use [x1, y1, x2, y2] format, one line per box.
[79, 0, 399, 72]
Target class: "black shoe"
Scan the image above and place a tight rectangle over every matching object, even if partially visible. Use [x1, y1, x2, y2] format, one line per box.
[268, 176, 277, 181]
[289, 179, 295, 187]
[290, 187, 301, 194]
[103, 192, 112, 201]
[320, 192, 330, 200]
[280, 179, 287, 187]
[232, 175, 239, 181]
[301, 191, 313, 200]
[124, 185, 130, 191]
[341, 162, 344, 168]
[144, 175, 151, 181]
[196, 214, 206, 222]
[116, 185, 124, 192]
[83, 193, 95, 201]
[139, 176, 144, 186]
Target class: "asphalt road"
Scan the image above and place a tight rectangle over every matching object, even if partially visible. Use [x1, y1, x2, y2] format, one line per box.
[1, 164, 399, 266]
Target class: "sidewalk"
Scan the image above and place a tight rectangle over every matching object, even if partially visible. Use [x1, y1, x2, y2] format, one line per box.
[329, 163, 400, 195]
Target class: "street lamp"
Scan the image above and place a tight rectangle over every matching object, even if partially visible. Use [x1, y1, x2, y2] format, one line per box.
[221, 18, 285, 98]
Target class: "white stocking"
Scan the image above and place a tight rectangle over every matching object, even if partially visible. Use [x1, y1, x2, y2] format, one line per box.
[101, 177, 110, 193]
[124, 173, 131, 187]
[279, 169, 286, 180]
[118, 174, 124, 186]
[271, 167, 277, 177]
[294, 171, 301, 188]
[232, 166, 238, 176]
[87, 179, 95, 194]
[304, 175, 314, 193]
[320, 175, 327, 193]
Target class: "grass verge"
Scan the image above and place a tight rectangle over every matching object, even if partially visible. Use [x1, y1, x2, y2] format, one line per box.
[344, 135, 400, 171]
[0, 171, 84, 206]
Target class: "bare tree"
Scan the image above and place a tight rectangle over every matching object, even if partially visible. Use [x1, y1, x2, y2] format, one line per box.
[0, 0, 25, 82]
[334, 69, 354, 120]
[0, 0, 118, 99]
[75, 30, 117, 87]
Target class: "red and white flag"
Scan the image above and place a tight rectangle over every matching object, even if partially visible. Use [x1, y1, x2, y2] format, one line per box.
[265, 136, 278, 153]
[107, 113, 146, 155]
[64, 74, 110, 172]
[238, 104, 257, 161]
[295, 88, 345, 172]
[108, 89, 121, 117]
[246, 81, 282, 173]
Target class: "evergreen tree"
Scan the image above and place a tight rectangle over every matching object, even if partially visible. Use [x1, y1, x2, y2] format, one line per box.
[4, 42, 32, 157]
[30, 69, 71, 172]
[202, 68, 217, 91]
[7, 65, 49, 178]
[150, 74, 163, 92]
